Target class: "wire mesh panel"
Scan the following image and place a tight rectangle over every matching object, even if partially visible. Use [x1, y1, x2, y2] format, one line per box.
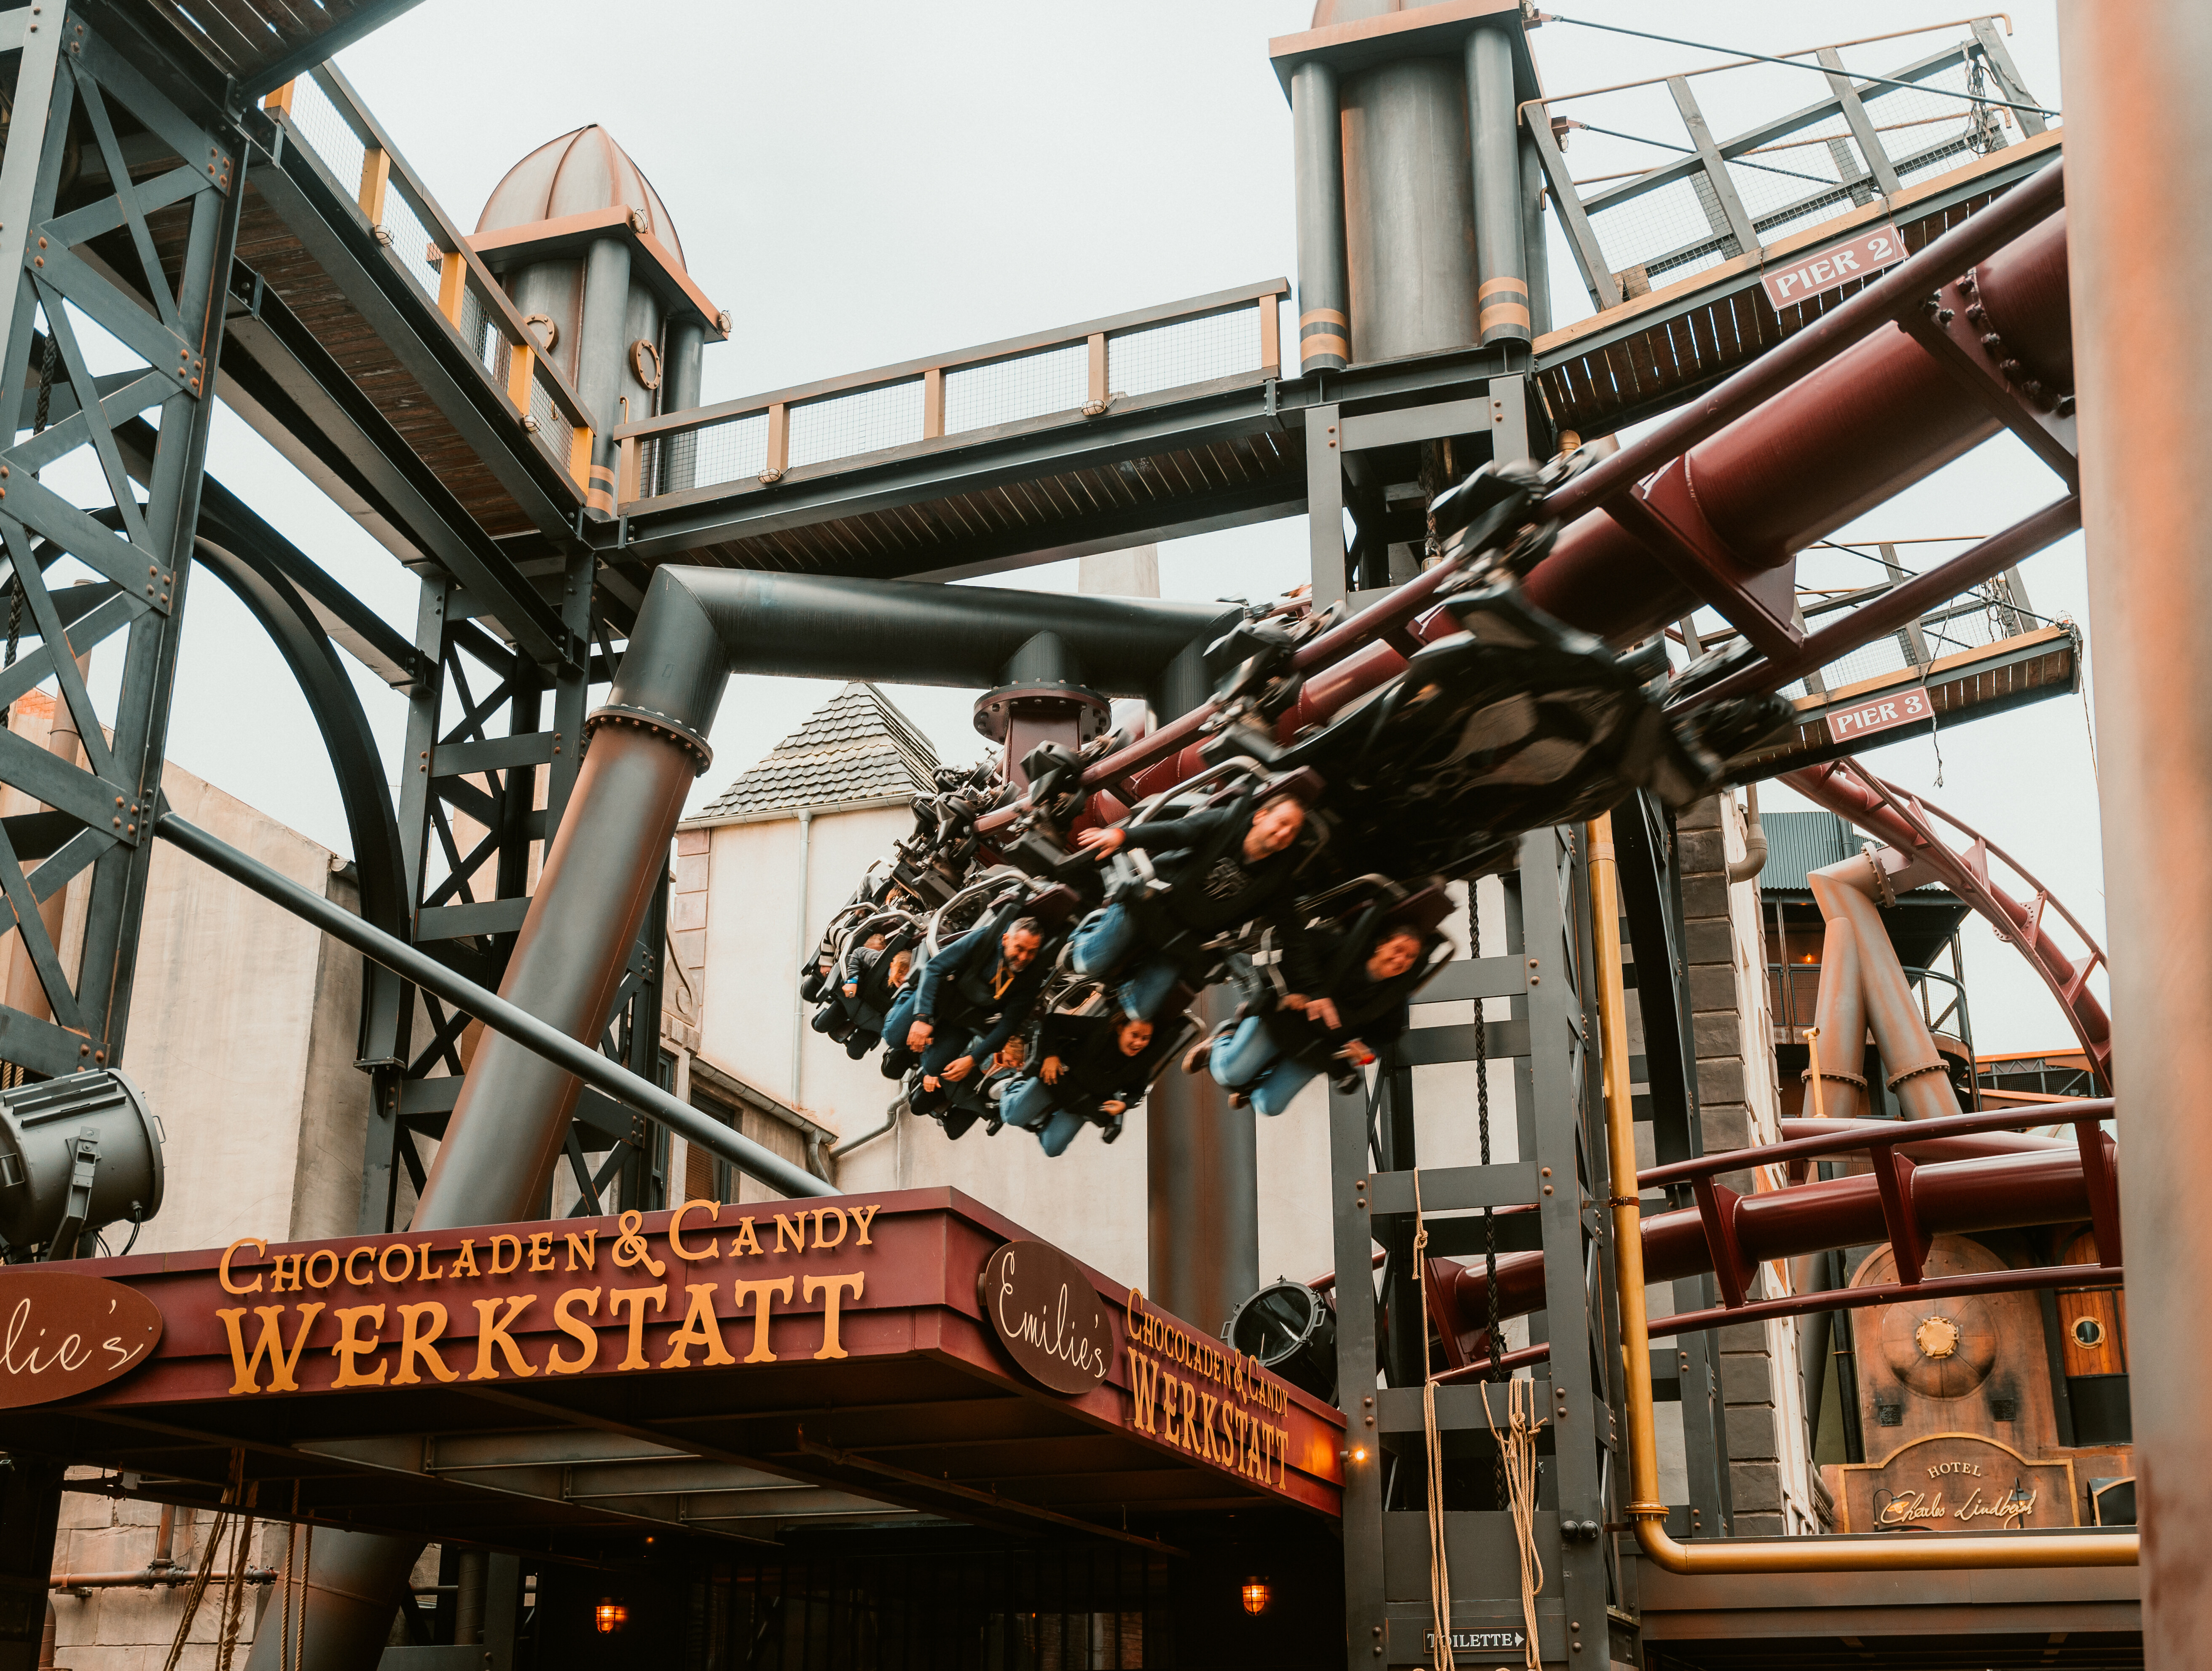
[283, 76, 369, 199]
[945, 341, 1089, 434]
[454, 287, 507, 384]
[528, 370, 576, 463]
[788, 379, 925, 470]
[378, 187, 443, 304]
[647, 411, 770, 494]
[1108, 305, 1262, 399]
[1588, 176, 1734, 289]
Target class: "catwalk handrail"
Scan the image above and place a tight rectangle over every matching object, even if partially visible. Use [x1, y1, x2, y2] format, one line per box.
[151, 811, 835, 1201]
[262, 64, 599, 494]
[607, 278, 1286, 503]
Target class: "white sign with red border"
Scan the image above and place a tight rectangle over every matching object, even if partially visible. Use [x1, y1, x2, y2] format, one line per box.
[1762, 225, 1907, 313]
[1826, 686, 1933, 745]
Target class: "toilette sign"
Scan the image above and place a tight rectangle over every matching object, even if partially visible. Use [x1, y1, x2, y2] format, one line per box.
[1762, 224, 1907, 312]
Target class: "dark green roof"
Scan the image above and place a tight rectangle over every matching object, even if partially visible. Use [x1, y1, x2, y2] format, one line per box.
[1759, 810, 1949, 899]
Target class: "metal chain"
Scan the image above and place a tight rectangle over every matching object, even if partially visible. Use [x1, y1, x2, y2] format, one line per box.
[1473, 886, 1505, 1511]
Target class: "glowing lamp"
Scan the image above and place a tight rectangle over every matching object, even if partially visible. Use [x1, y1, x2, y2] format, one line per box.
[594, 1599, 628, 1635]
[1241, 1578, 1271, 1616]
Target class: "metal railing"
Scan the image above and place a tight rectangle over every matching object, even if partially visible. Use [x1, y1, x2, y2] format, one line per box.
[1525, 16, 2051, 310]
[1769, 961, 1975, 1059]
[264, 66, 597, 496]
[610, 279, 1286, 509]
[1680, 547, 2067, 702]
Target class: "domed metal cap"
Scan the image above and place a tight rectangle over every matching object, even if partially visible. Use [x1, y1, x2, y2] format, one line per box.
[477, 126, 684, 269]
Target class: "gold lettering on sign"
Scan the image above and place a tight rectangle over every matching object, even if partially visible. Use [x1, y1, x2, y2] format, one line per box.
[217, 1303, 324, 1393]
[732, 1277, 793, 1363]
[329, 1305, 387, 1385]
[469, 1296, 537, 1380]
[202, 1208, 892, 1397]
[608, 1285, 666, 1370]
[393, 1302, 457, 1384]
[661, 1284, 738, 1369]
[547, 1288, 600, 1375]
[807, 1272, 865, 1360]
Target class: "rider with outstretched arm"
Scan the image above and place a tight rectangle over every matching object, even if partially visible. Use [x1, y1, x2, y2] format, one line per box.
[1068, 788, 1319, 1020]
[878, 912, 1052, 1091]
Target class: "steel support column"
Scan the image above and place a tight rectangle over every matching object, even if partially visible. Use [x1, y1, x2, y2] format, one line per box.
[2060, 4, 2210, 1663]
[1466, 22, 1531, 347]
[0, 13, 244, 1100]
[1292, 60, 1351, 372]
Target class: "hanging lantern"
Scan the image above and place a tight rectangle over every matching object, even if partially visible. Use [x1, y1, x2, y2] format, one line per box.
[595, 1599, 629, 1635]
[1240, 1577, 1271, 1617]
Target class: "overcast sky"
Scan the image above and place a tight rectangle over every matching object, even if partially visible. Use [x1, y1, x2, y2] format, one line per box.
[138, 2, 2091, 1051]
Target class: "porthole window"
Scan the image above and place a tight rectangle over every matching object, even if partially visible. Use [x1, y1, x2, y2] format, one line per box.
[2072, 1316, 2106, 1349]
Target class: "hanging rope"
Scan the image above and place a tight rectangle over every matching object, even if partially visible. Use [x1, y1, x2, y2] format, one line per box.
[280, 1502, 315, 1671]
[1412, 1171, 1455, 1671]
[214, 1485, 258, 1671]
[161, 1452, 244, 1671]
[1480, 1378, 1547, 1671]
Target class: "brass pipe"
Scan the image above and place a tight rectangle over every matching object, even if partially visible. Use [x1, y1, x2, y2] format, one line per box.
[1586, 812, 2137, 1574]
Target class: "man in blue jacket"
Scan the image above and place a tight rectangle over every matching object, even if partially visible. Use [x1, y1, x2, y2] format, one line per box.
[878, 912, 1052, 1092]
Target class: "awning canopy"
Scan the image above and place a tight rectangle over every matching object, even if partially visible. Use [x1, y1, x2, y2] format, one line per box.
[2, 1189, 1342, 1559]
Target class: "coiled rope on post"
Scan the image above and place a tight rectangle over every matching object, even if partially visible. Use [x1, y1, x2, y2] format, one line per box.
[1480, 1377, 1546, 1671]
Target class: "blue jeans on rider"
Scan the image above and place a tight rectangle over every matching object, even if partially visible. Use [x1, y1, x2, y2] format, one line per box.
[880, 990, 980, 1082]
[1208, 1015, 1319, 1118]
[1068, 904, 1181, 1021]
[1000, 1075, 1102, 1158]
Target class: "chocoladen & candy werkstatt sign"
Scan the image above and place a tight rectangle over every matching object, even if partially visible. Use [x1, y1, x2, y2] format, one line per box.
[4, 1190, 1342, 1518]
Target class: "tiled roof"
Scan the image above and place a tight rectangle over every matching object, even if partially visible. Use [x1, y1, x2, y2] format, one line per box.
[691, 684, 940, 823]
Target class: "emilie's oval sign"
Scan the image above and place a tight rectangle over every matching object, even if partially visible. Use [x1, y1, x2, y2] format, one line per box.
[978, 1240, 1112, 1395]
[0, 1270, 163, 1408]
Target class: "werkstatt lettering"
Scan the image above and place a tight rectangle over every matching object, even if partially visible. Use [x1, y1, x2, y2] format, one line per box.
[205, 1202, 880, 1395]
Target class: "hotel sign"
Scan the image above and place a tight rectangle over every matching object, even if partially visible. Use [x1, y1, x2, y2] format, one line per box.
[1836, 1432, 2078, 1532]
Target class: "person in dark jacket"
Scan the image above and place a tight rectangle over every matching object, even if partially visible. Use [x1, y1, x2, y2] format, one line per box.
[1001, 1011, 1172, 1157]
[926, 1034, 1030, 1139]
[879, 912, 1051, 1088]
[832, 940, 914, 1059]
[808, 932, 886, 1043]
[1186, 922, 1434, 1115]
[1068, 790, 1317, 1021]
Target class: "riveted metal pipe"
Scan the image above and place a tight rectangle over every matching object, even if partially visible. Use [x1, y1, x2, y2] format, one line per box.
[1466, 21, 1530, 347]
[1292, 60, 1351, 371]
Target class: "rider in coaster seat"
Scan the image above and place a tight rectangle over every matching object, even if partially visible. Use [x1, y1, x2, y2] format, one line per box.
[878, 909, 1053, 1097]
[1001, 1010, 1174, 1157]
[1068, 786, 1319, 1021]
[1185, 917, 1441, 1115]
[922, 1034, 1031, 1139]
[824, 935, 915, 1060]
[809, 931, 886, 1045]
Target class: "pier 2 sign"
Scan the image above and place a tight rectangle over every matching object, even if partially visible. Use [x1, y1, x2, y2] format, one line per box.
[1762, 224, 1907, 312]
